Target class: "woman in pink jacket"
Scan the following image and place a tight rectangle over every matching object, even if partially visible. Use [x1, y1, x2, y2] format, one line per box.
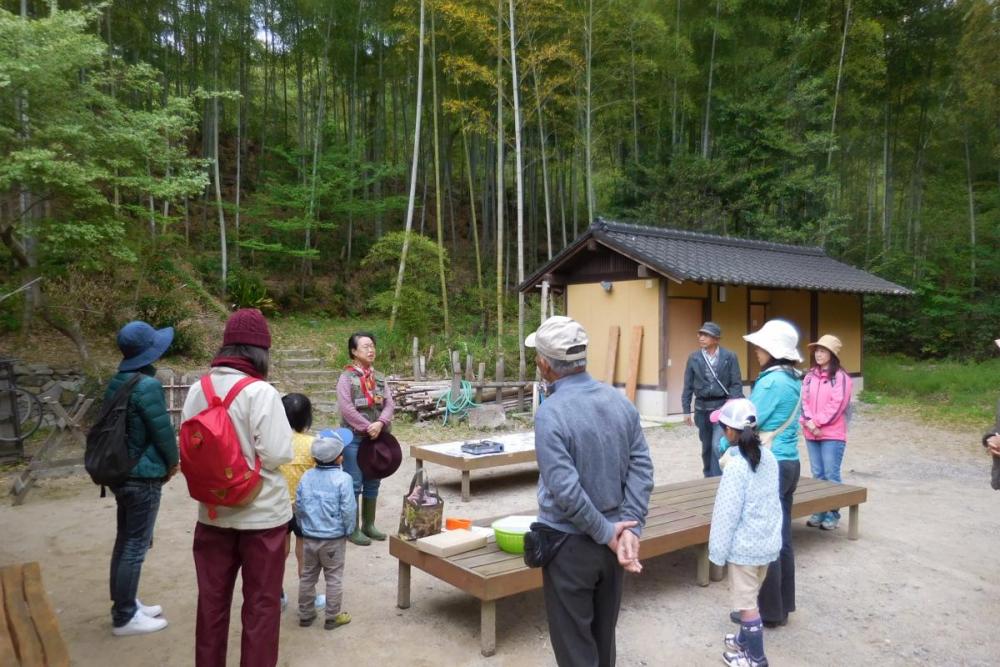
[800, 334, 853, 531]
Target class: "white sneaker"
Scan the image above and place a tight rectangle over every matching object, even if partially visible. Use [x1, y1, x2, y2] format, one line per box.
[136, 599, 163, 617]
[112, 610, 168, 636]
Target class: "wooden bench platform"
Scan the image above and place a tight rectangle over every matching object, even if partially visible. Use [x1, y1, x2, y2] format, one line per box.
[390, 477, 867, 657]
[410, 432, 537, 501]
[0, 562, 69, 667]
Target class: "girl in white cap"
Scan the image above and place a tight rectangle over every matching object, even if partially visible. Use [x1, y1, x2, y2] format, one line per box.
[800, 334, 853, 530]
[709, 398, 781, 667]
[733, 318, 803, 629]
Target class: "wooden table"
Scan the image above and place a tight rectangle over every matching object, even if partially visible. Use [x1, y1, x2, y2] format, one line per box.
[390, 477, 868, 657]
[410, 432, 536, 501]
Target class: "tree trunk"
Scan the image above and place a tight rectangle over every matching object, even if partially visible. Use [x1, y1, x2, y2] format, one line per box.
[496, 0, 506, 344]
[701, 0, 721, 160]
[509, 0, 526, 382]
[389, 0, 426, 332]
[462, 122, 485, 315]
[671, 0, 681, 150]
[827, 0, 852, 170]
[964, 132, 977, 291]
[430, 8, 450, 336]
[584, 0, 595, 222]
[530, 57, 554, 261]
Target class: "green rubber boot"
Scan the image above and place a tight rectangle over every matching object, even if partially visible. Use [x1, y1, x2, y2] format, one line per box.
[348, 497, 371, 546]
[361, 497, 387, 541]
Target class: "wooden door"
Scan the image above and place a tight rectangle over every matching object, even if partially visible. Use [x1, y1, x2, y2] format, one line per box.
[666, 298, 705, 414]
[748, 304, 767, 379]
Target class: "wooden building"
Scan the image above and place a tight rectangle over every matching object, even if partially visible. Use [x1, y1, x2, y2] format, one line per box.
[518, 219, 912, 417]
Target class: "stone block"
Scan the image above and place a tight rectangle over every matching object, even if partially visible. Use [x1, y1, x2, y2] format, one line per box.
[468, 404, 506, 429]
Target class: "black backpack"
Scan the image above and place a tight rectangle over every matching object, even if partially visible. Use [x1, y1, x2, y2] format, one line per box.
[85, 374, 143, 494]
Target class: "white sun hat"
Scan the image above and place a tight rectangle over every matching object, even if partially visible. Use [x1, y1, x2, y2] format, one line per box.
[743, 319, 803, 363]
[710, 398, 758, 430]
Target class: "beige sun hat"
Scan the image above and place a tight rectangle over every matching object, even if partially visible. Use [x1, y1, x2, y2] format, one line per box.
[808, 334, 843, 358]
[743, 319, 803, 362]
[525, 316, 589, 361]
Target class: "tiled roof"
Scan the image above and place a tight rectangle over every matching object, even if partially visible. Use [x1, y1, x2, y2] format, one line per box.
[519, 219, 913, 296]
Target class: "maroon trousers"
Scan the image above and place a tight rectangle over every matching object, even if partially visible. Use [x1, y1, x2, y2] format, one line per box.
[192, 522, 287, 667]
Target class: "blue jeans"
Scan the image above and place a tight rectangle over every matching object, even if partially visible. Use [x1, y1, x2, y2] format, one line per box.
[110, 478, 162, 626]
[694, 410, 723, 477]
[806, 439, 846, 521]
[758, 459, 799, 624]
[342, 433, 380, 499]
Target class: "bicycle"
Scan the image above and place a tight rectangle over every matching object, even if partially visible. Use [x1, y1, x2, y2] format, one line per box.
[0, 386, 44, 442]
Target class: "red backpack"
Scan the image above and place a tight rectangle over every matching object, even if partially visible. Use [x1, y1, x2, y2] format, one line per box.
[180, 375, 263, 519]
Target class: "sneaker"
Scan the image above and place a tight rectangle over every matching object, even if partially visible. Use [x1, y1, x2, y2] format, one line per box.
[280, 592, 287, 612]
[324, 612, 351, 630]
[724, 633, 745, 652]
[299, 615, 315, 627]
[315, 594, 326, 609]
[806, 513, 824, 528]
[112, 611, 168, 637]
[722, 650, 768, 667]
[136, 599, 162, 618]
[820, 517, 839, 531]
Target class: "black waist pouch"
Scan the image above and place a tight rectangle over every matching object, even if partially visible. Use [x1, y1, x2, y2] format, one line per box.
[524, 522, 570, 568]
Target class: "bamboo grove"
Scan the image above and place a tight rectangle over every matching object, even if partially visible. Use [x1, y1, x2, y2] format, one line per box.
[1, 1, 998, 360]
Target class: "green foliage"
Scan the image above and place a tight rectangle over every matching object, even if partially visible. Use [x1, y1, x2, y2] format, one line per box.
[226, 270, 277, 315]
[361, 232, 450, 337]
[862, 354, 1000, 425]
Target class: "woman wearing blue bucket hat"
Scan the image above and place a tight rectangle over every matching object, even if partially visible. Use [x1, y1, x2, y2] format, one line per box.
[104, 320, 179, 637]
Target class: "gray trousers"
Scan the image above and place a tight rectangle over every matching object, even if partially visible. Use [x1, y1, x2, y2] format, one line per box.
[542, 534, 624, 667]
[298, 537, 346, 620]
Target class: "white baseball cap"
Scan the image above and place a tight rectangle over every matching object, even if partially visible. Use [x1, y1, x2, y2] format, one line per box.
[525, 316, 589, 361]
[743, 319, 803, 363]
[710, 398, 758, 430]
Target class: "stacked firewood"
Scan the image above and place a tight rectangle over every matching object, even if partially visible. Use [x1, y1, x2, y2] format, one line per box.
[390, 379, 533, 421]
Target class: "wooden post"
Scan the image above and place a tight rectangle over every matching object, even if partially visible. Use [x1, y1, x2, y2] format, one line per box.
[476, 362, 486, 402]
[625, 325, 643, 403]
[451, 351, 462, 397]
[848, 504, 860, 540]
[419, 356, 426, 378]
[696, 544, 710, 587]
[412, 337, 420, 378]
[605, 325, 620, 385]
[397, 561, 411, 609]
[480, 599, 497, 657]
[710, 563, 726, 582]
[461, 470, 471, 501]
[540, 279, 549, 326]
[465, 354, 475, 382]
[495, 354, 505, 405]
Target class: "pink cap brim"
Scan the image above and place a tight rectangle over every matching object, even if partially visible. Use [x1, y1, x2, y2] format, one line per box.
[709, 408, 723, 424]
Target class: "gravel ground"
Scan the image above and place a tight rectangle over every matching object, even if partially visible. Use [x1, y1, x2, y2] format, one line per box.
[1, 401, 996, 667]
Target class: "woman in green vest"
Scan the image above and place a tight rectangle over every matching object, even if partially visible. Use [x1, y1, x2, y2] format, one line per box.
[336, 331, 395, 546]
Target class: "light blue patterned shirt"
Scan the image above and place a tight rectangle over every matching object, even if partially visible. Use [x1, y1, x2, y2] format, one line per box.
[708, 447, 782, 566]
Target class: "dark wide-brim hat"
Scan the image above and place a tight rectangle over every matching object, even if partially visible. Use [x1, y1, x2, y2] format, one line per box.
[117, 321, 174, 372]
[358, 432, 402, 479]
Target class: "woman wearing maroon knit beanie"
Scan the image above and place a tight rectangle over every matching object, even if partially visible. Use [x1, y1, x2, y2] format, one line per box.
[180, 308, 293, 667]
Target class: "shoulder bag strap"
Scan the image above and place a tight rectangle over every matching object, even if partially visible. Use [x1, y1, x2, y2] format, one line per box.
[702, 351, 730, 396]
[222, 377, 259, 409]
[95, 373, 143, 423]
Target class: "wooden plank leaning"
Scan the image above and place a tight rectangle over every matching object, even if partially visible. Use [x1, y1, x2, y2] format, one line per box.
[22, 562, 69, 667]
[1, 564, 43, 666]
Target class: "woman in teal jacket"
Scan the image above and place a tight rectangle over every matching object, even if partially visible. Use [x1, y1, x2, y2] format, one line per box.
[105, 321, 178, 637]
[740, 319, 803, 628]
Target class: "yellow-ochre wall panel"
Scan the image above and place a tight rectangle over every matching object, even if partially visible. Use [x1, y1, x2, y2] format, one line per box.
[667, 281, 709, 298]
[817, 293, 862, 372]
[567, 280, 660, 386]
[711, 286, 749, 380]
[767, 290, 810, 360]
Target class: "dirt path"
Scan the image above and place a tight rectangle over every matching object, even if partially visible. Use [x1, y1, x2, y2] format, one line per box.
[1, 402, 995, 667]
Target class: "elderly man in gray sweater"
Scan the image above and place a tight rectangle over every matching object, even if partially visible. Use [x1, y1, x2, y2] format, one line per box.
[526, 316, 654, 667]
